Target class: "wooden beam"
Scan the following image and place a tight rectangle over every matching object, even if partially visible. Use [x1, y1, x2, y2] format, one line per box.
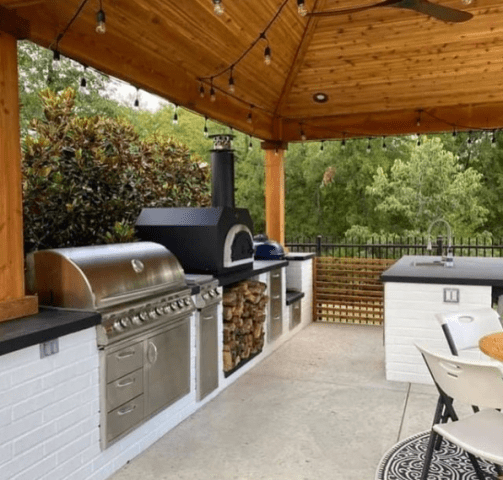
[263, 146, 285, 246]
[0, 31, 38, 321]
[0, 6, 30, 39]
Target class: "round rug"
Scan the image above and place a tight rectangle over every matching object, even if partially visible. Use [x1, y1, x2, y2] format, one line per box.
[375, 431, 497, 480]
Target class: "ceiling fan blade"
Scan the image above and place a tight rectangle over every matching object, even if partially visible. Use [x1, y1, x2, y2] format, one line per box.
[307, 0, 402, 17]
[393, 0, 473, 22]
[308, 0, 473, 22]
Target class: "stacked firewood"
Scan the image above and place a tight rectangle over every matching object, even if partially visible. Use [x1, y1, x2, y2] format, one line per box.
[222, 280, 268, 372]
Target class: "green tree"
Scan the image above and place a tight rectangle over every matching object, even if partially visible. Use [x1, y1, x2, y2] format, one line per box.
[365, 137, 488, 236]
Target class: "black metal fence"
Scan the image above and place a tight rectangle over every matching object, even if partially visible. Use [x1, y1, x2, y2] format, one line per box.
[286, 235, 503, 259]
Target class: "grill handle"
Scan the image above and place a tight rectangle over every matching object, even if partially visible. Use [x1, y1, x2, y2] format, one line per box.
[147, 341, 158, 365]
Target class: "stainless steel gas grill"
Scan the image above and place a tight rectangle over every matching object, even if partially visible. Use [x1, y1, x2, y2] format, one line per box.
[26, 242, 195, 448]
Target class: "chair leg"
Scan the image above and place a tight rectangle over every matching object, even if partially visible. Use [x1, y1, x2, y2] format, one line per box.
[433, 396, 452, 450]
[420, 430, 438, 480]
[466, 452, 486, 480]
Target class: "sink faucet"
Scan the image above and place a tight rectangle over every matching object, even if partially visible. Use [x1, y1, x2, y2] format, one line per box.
[426, 218, 453, 266]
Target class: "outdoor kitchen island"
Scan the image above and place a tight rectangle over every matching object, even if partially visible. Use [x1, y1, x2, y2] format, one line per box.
[381, 255, 503, 385]
[0, 257, 313, 480]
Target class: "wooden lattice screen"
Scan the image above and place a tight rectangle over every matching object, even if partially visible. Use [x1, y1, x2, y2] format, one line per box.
[313, 257, 396, 325]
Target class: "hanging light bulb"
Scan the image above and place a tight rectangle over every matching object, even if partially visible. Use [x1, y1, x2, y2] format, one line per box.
[134, 88, 140, 108]
[96, 1, 106, 34]
[264, 45, 272, 66]
[199, 83, 205, 98]
[367, 138, 371, 153]
[320, 141, 324, 152]
[248, 137, 253, 151]
[213, 0, 224, 15]
[297, 0, 307, 16]
[382, 137, 387, 150]
[341, 138, 346, 150]
[492, 130, 497, 148]
[79, 66, 89, 94]
[452, 127, 457, 137]
[210, 79, 216, 102]
[417, 134, 421, 147]
[300, 127, 306, 142]
[228, 69, 235, 94]
[203, 116, 209, 137]
[247, 105, 253, 124]
[467, 131, 473, 145]
[416, 110, 421, 127]
[173, 105, 178, 125]
[52, 49, 61, 70]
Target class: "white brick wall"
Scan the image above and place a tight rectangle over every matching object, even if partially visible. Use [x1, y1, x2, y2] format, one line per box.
[0, 260, 314, 480]
[384, 281, 492, 384]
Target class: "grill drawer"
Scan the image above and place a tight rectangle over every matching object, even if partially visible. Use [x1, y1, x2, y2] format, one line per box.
[106, 368, 144, 412]
[106, 395, 144, 444]
[106, 342, 143, 382]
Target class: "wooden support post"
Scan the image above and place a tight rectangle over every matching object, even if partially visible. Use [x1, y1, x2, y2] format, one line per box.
[0, 31, 38, 322]
[262, 141, 287, 246]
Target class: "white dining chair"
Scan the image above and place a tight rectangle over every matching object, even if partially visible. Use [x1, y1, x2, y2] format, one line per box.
[435, 308, 502, 360]
[416, 343, 503, 480]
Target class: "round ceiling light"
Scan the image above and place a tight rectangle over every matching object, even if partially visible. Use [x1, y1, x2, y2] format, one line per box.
[313, 92, 329, 103]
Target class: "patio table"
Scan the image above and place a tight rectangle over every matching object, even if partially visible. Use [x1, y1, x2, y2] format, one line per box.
[479, 332, 503, 362]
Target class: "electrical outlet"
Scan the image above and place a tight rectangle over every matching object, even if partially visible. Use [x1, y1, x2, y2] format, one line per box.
[40, 338, 59, 358]
[443, 288, 460, 303]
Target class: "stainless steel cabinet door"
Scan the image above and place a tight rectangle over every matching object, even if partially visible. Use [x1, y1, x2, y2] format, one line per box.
[197, 303, 219, 401]
[268, 269, 283, 342]
[144, 317, 191, 417]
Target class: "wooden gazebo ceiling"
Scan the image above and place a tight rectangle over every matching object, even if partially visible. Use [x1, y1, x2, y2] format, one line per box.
[2, 0, 503, 142]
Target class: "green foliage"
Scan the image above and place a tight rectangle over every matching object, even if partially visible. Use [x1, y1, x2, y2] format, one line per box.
[364, 137, 488, 236]
[22, 88, 210, 253]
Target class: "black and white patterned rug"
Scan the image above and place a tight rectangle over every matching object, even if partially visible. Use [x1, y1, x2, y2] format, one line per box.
[376, 431, 497, 480]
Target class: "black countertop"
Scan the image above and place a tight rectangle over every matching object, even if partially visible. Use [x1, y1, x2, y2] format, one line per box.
[217, 260, 289, 287]
[285, 252, 316, 261]
[286, 290, 305, 305]
[381, 255, 503, 287]
[0, 307, 101, 357]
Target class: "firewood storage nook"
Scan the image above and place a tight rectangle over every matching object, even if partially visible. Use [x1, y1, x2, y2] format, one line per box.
[222, 280, 268, 375]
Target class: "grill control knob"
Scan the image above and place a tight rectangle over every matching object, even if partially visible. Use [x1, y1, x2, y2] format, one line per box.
[120, 317, 131, 328]
[139, 311, 149, 322]
[208, 290, 215, 298]
[131, 315, 143, 326]
[155, 307, 164, 316]
[171, 303, 178, 311]
[202, 293, 210, 301]
[113, 320, 124, 332]
[178, 300, 184, 308]
[149, 310, 157, 319]
[184, 298, 191, 306]
[163, 305, 171, 314]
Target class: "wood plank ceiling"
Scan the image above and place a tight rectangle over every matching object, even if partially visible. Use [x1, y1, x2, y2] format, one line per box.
[2, 0, 503, 142]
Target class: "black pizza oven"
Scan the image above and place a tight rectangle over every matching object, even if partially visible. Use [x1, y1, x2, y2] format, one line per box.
[136, 134, 254, 275]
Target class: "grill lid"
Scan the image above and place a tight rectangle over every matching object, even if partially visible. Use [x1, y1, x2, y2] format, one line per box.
[26, 242, 186, 311]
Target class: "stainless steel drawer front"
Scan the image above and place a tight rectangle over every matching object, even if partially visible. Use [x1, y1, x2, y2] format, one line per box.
[106, 368, 144, 412]
[290, 301, 301, 329]
[106, 394, 144, 444]
[106, 343, 143, 383]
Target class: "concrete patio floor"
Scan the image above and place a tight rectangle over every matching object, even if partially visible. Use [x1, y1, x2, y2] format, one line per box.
[109, 322, 443, 480]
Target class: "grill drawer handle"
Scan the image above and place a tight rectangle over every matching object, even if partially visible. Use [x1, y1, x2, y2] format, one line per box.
[116, 377, 135, 388]
[274, 315, 281, 320]
[116, 350, 136, 359]
[273, 295, 281, 300]
[147, 342, 158, 365]
[203, 315, 214, 320]
[272, 273, 281, 278]
[117, 404, 137, 416]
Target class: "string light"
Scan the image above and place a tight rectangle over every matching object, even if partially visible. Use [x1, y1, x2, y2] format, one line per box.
[320, 141, 324, 152]
[96, 0, 106, 34]
[453, 127, 457, 137]
[300, 125, 306, 141]
[52, 49, 61, 70]
[212, 0, 224, 15]
[228, 67, 235, 93]
[247, 105, 253, 124]
[416, 110, 422, 127]
[492, 130, 497, 148]
[199, 83, 205, 98]
[248, 137, 253, 150]
[417, 134, 421, 146]
[341, 133, 346, 150]
[382, 137, 387, 150]
[210, 78, 216, 102]
[173, 105, 179, 125]
[134, 88, 140, 108]
[262, 34, 272, 66]
[297, 0, 307, 16]
[467, 131, 473, 145]
[367, 137, 371, 153]
[203, 116, 209, 137]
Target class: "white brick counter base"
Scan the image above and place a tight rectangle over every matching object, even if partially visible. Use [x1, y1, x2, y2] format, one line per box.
[1, 260, 314, 480]
[384, 281, 491, 384]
